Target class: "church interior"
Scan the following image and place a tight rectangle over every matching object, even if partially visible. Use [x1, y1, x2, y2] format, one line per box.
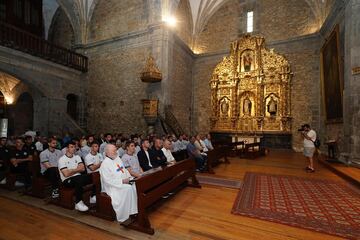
[0, 0, 359, 239]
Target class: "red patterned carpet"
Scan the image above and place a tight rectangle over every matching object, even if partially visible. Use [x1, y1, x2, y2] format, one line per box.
[232, 172, 360, 239]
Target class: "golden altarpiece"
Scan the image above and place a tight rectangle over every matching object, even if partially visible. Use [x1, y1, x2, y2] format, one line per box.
[210, 35, 292, 138]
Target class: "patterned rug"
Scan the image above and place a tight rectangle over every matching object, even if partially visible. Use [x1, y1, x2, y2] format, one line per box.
[231, 172, 360, 239]
[197, 175, 242, 189]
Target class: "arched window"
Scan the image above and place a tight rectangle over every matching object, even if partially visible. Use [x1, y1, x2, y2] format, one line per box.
[66, 94, 78, 121]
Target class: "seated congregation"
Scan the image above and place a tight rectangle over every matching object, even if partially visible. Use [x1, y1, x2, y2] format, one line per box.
[0, 132, 217, 232]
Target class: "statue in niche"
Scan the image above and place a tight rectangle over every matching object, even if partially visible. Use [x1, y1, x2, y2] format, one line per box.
[267, 97, 278, 116]
[242, 50, 253, 72]
[243, 98, 252, 116]
[220, 99, 230, 117]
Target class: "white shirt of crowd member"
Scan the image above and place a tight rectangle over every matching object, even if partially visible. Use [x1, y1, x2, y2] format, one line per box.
[84, 142, 103, 173]
[172, 135, 188, 152]
[99, 144, 138, 222]
[100, 134, 112, 154]
[80, 139, 91, 159]
[162, 139, 176, 163]
[39, 138, 63, 174]
[204, 134, 214, 151]
[122, 142, 143, 178]
[61, 139, 82, 157]
[58, 143, 85, 182]
[35, 137, 44, 152]
[194, 134, 208, 156]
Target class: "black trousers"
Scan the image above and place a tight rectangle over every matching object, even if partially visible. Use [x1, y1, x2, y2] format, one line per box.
[63, 174, 95, 203]
[10, 162, 31, 186]
[43, 167, 60, 190]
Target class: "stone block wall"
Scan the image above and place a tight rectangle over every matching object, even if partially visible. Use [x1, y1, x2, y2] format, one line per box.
[48, 8, 75, 49]
[194, 0, 245, 54]
[168, 36, 194, 134]
[192, 54, 225, 134]
[0, 46, 84, 136]
[174, 0, 193, 48]
[269, 37, 321, 150]
[85, 42, 151, 135]
[88, 0, 149, 43]
[258, 0, 318, 42]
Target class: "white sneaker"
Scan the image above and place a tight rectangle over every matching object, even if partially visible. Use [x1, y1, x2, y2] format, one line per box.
[0, 178, 6, 184]
[75, 200, 89, 212]
[89, 195, 96, 204]
[15, 181, 24, 187]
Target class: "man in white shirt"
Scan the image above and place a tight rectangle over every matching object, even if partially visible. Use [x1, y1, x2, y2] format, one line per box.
[84, 142, 103, 173]
[204, 134, 214, 151]
[99, 144, 138, 223]
[301, 124, 317, 172]
[162, 139, 175, 163]
[58, 141, 96, 212]
[100, 133, 112, 154]
[122, 141, 143, 178]
[117, 142, 126, 158]
[40, 137, 63, 198]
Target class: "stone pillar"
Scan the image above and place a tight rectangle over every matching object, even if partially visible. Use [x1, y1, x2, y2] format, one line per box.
[344, 0, 360, 164]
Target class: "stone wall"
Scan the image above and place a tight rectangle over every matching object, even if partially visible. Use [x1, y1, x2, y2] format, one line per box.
[88, 0, 150, 43]
[269, 36, 321, 150]
[193, 0, 318, 54]
[194, 0, 245, 54]
[48, 8, 75, 49]
[85, 42, 151, 135]
[318, 1, 346, 155]
[0, 46, 83, 136]
[258, 0, 318, 42]
[192, 53, 225, 134]
[168, 36, 194, 134]
[174, 0, 193, 49]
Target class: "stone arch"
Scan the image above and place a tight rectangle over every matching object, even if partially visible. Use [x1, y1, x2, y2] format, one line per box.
[66, 93, 79, 121]
[88, 0, 149, 42]
[174, 0, 194, 47]
[8, 92, 34, 136]
[48, 7, 75, 49]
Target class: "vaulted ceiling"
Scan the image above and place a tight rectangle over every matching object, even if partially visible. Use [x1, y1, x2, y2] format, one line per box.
[43, 0, 335, 44]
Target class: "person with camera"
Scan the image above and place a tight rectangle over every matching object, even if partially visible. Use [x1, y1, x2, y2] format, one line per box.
[300, 124, 317, 173]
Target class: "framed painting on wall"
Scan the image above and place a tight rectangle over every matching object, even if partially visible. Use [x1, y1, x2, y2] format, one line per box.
[321, 25, 343, 123]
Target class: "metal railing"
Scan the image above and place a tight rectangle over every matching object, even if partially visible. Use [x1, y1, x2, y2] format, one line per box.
[0, 21, 88, 72]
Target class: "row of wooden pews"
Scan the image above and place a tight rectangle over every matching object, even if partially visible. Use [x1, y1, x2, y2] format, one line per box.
[13, 158, 200, 235]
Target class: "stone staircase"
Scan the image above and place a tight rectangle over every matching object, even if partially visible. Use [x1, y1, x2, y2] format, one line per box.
[159, 106, 185, 137]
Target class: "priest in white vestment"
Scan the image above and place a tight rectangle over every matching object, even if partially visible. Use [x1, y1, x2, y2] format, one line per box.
[99, 144, 138, 222]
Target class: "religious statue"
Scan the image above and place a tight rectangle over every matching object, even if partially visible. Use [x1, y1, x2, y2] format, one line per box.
[267, 97, 277, 116]
[243, 98, 252, 115]
[242, 51, 253, 72]
[220, 99, 229, 116]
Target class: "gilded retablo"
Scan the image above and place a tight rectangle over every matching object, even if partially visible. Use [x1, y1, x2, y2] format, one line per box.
[210, 35, 292, 133]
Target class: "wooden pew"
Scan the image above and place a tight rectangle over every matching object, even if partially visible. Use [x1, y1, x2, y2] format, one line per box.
[213, 141, 245, 157]
[92, 159, 200, 230]
[244, 142, 265, 159]
[27, 154, 52, 198]
[206, 146, 231, 174]
[124, 159, 200, 235]
[91, 172, 116, 221]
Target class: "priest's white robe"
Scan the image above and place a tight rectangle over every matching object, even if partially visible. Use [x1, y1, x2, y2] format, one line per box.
[99, 156, 138, 222]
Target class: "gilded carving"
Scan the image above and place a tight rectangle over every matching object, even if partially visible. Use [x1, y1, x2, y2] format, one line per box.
[210, 35, 292, 133]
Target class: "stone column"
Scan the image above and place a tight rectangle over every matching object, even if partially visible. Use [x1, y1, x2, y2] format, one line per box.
[344, 0, 360, 164]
